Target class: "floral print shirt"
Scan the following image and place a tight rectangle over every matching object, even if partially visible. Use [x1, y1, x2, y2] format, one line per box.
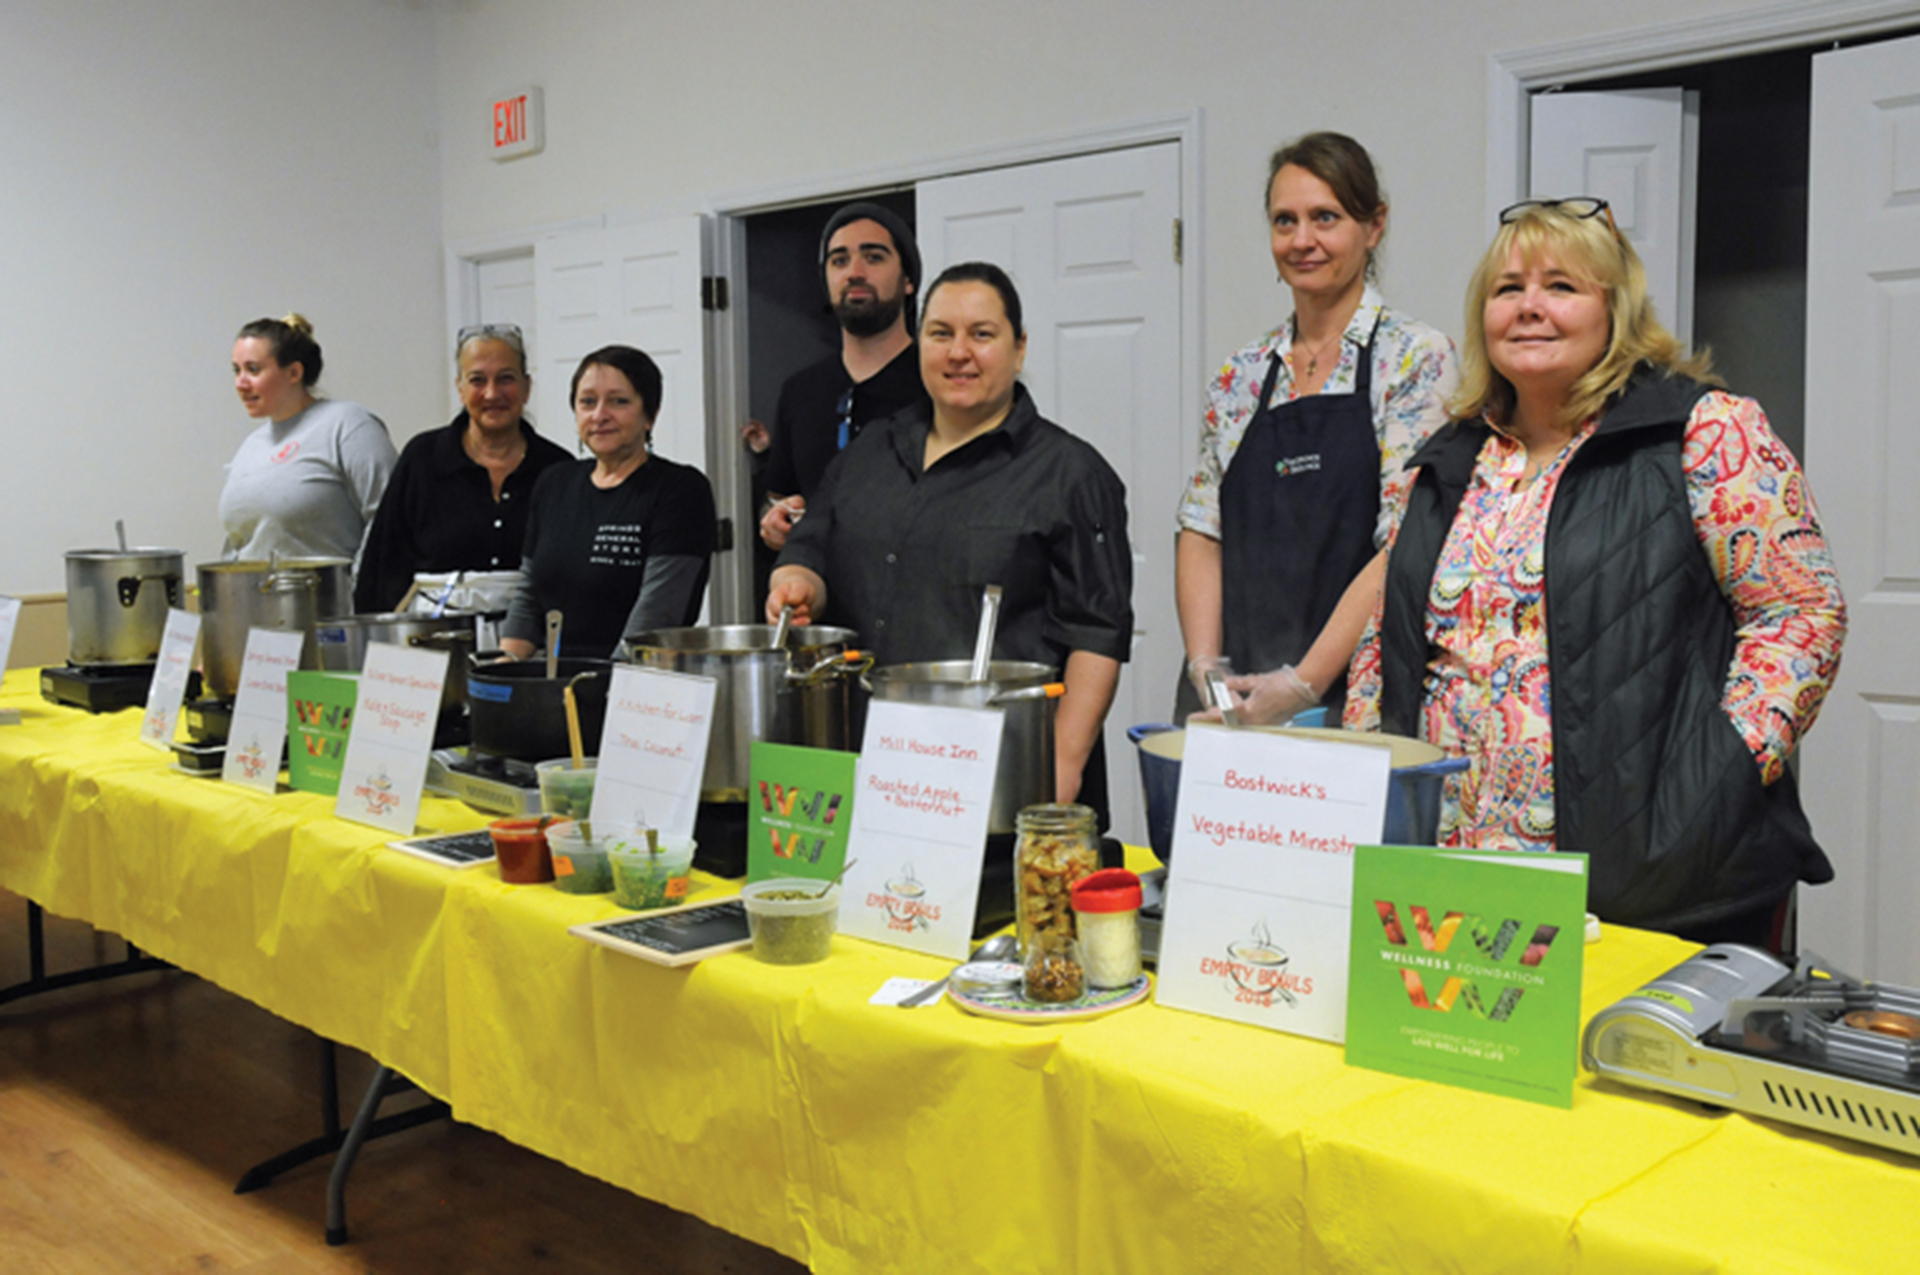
[1344, 390, 1847, 851]
[1177, 284, 1459, 548]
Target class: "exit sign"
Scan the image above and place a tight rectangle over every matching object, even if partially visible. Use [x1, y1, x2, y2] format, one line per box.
[490, 87, 543, 161]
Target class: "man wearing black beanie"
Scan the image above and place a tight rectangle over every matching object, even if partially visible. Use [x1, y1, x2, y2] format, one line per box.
[759, 201, 931, 550]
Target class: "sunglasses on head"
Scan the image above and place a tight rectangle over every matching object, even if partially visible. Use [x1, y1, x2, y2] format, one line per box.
[457, 322, 526, 352]
[1498, 197, 1620, 240]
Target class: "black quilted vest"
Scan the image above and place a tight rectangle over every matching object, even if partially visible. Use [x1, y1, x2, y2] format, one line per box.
[1379, 368, 1832, 932]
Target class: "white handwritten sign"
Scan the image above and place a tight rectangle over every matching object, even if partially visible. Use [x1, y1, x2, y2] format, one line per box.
[1154, 725, 1390, 1043]
[220, 627, 305, 793]
[838, 700, 1004, 959]
[332, 641, 447, 834]
[139, 609, 201, 749]
[594, 665, 717, 841]
[0, 596, 20, 673]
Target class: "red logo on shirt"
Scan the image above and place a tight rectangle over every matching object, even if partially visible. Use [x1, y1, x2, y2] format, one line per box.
[272, 440, 301, 464]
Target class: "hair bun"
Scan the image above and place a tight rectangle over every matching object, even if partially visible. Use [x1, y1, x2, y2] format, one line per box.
[281, 312, 313, 337]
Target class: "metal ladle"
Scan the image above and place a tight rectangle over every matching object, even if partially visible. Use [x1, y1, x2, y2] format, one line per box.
[969, 585, 1003, 683]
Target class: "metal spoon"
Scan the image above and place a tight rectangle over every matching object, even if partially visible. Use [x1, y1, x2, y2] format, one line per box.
[545, 610, 562, 679]
[969, 584, 1003, 683]
[812, 857, 855, 899]
[897, 932, 1019, 1008]
[770, 604, 793, 653]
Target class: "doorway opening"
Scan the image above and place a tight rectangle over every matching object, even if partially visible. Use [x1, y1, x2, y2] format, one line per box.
[737, 191, 918, 606]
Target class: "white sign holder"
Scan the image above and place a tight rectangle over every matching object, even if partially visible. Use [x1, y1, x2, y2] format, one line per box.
[220, 627, 306, 793]
[139, 609, 201, 749]
[594, 665, 718, 842]
[838, 700, 1004, 960]
[1154, 725, 1390, 1043]
[333, 641, 448, 835]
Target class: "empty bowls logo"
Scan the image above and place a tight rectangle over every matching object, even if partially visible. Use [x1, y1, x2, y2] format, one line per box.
[873, 863, 938, 932]
[233, 735, 269, 780]
[353, 764, 402, 817]
[1198, 919, 1312, 1008]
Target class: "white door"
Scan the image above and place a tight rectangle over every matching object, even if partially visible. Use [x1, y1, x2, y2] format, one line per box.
[1798, 33, 1920, 986]
[916, 143, 1184, 847]
[1530, 88, 1699, 346]
[534, 216, 710, 471]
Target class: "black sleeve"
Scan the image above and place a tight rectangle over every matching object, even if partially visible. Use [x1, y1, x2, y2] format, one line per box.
[762, 378, 803, 498]
[500, 466, 564, 646]
[352, 440, 422, 612]
[1044, 446, 1135, 662]
[647, 464, 718, 560]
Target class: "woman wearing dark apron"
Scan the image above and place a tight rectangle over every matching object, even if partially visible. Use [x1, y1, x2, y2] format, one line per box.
[1176, 132, 1457, 724]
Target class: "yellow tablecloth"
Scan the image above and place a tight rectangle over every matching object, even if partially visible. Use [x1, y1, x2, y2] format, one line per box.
[2, 667, 1913, 1273]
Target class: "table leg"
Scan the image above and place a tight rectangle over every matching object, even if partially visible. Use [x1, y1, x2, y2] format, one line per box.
[0, 900, 170, 1006]
[232, 1037, 346, 1193]
[234, 1035, 448, 1235]
[325, 1065, 448, 1246]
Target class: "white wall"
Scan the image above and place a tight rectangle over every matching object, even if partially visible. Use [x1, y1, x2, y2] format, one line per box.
[1, 0, 1817, 600]
[0, 0, 445, 595]
[426, 0, 1776, 410]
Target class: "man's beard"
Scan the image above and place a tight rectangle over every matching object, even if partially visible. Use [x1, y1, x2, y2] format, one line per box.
[835, 289, 904, 337]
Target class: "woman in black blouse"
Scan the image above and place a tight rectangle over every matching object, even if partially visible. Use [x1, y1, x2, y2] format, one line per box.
[353, 325, 571, 612]
[768, 262, 1133, 808]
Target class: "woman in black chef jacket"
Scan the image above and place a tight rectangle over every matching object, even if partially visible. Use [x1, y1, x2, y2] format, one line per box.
[766, 262, 1134, 820]
[499, 345, 715, 660]
[1176, 132, 1457, 724]
[353, 324, 571, 613]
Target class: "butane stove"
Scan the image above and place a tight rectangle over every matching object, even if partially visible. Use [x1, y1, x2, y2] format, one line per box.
[426, 748, 542, 817]
[40, 662, 156, 714]
[1584, 944, 1920, 1158]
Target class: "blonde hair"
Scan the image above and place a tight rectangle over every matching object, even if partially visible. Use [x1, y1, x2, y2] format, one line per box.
[1450, 205, 1717, 431]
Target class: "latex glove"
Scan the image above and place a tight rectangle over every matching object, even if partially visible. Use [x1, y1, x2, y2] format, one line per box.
[1222, 664, 1318, 726]
[759, 495, 806, 550]
[1185, 654, 1231, 701]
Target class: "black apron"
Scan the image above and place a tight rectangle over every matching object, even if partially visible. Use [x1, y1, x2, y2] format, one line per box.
[1212, 317, 1383, 720]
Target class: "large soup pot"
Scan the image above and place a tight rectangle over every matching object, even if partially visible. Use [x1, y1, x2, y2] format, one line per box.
[626, 624, 866, 802]
[65, 548, 185, 666]
[866, 660, 1060, 835]
[465, 657, 614, 761]
[1128, 723, 1470, 862]
[197, 559, 352, 700]
[315, 612, 479, 720]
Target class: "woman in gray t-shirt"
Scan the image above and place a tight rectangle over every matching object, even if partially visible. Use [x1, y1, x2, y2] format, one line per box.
[219, 313, 396, 571]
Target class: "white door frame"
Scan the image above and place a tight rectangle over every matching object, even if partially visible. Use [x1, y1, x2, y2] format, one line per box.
[1484, 0, 1920, 216]
[702, 110, 1207, 625]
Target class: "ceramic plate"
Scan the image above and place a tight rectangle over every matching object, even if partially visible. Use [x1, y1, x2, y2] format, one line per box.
[948, 973, 1151, 1022]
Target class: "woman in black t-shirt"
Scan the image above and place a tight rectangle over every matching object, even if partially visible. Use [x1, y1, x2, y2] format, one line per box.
[500, 346, 715, 660]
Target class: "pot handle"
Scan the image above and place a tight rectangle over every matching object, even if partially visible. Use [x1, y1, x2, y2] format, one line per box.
[407, 630, 474, 649]
[115, 572, 181, 608]
[790, 648, 875, 685]
[987, 682, 1066, 706]
[469, 648, 514, 668]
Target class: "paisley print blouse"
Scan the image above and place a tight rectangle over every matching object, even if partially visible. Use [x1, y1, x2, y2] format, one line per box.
[1344, 391, 1846, 851]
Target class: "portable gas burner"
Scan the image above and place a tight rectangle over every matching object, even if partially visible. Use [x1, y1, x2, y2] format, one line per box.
[40, 662, 156, 714]
[1584, 944, 1920, 1158]
[426, 748, 543, 817]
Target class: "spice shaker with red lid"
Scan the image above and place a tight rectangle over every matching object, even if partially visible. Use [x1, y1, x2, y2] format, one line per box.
[1071, 868, 1142, 989]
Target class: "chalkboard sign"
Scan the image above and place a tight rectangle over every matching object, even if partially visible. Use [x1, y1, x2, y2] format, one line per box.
[387, 829, 498, 869]
[569, 898, 753, 967]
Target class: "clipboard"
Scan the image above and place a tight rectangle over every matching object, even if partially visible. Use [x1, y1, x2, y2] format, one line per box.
[569, 897, 753, 967]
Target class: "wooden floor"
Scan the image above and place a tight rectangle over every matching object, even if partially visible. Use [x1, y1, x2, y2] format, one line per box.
[0, 889, 808, 1274]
